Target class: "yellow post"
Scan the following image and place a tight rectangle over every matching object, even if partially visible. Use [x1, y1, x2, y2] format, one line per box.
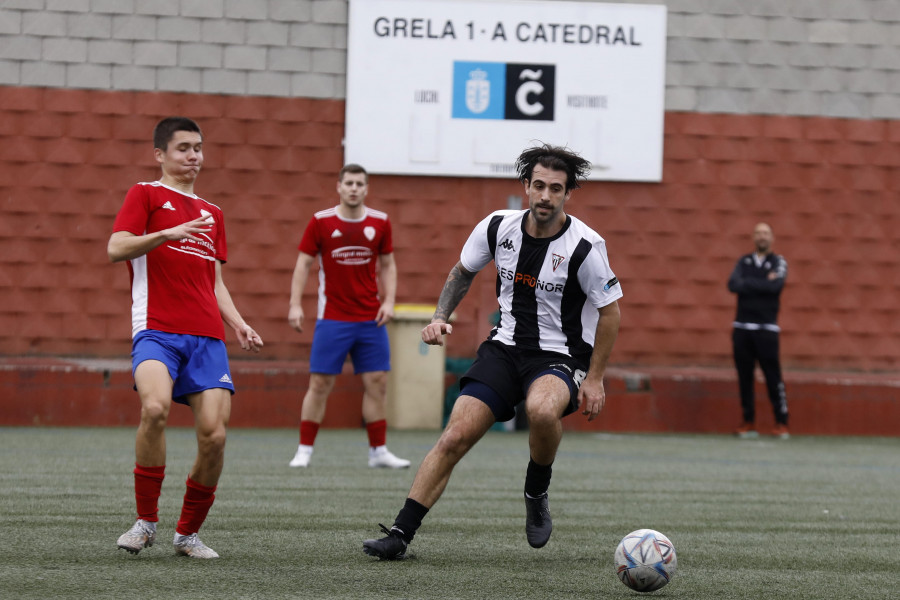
[385, 304, 450, 430]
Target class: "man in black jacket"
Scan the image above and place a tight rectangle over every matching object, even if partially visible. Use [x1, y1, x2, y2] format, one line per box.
[727, 223, 789, 439]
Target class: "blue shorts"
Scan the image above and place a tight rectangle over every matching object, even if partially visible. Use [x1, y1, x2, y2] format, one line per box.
[309, 319, 390, 375]
[131, 330, 235, 405]
[460, 340, 586, 422]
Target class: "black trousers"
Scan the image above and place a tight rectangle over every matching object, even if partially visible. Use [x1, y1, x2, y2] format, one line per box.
[732, 328, 788, 425]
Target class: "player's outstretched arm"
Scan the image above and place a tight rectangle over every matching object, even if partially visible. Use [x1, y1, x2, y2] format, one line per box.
[421, 262, 475, 346]
[107, 216, 213, 262]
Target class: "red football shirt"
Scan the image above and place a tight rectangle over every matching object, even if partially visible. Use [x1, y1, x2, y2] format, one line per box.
[298, 206, 393, 321]
[112, 181, 227, 340]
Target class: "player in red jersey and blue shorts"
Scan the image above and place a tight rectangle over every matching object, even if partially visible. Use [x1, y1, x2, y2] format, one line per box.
[287, 164, 409, 470]
[109, 117, 263, 559]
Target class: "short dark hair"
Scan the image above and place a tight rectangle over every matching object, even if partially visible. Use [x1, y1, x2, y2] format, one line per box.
[153, 117, 202, 151]
[339, 163, 368, 182]
[515, 143, 591, 192]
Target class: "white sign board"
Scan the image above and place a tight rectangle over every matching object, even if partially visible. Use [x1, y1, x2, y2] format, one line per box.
[345, 0, 667, 181]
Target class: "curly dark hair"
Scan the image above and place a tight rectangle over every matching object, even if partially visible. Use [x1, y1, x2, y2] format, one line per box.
[515, 143, 591, 192]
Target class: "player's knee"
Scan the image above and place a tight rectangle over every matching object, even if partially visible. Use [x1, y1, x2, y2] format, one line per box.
[363, 372, 387, 395]
[197, 426, 227, 455]
[526, 402, 559, 430]
[308, 374, 336, 396]
[434, 427, 471, 461]
[140, 400, 170, 428]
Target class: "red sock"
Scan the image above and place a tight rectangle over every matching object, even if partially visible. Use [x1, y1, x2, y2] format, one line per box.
[366, 419, 387, 448]
[175, 477, 216, 536]
[299, 420, 320, 446]
[133, 463, 165, 523]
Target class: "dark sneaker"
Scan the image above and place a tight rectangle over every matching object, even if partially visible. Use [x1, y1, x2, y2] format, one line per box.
[362, 524, 408, 560]
[524, 492, 552, 548]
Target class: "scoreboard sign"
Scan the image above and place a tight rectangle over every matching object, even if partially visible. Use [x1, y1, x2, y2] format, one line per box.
[345, 0, 667, 181]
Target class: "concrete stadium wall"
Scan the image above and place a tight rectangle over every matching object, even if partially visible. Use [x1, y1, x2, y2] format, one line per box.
[4, 357, 898, 436]
[0, 0, 897, 431]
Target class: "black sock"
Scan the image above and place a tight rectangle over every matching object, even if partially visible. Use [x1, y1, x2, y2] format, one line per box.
[524, 458, 553, 497]
[393, 498, 428, 543]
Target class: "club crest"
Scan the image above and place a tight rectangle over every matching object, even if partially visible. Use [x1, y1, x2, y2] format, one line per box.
[465, 69, 490, 114]
[552, 254, 565, 271]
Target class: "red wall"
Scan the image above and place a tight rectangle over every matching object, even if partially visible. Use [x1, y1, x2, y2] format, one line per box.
[1, 86, 899, 374]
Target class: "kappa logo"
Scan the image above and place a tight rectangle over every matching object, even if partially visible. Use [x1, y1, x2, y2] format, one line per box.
[552, 254, 565, 271]
[499, 238, 515, 251]
[161, 201, 176, 211]
[219, 374, 232, 384]
[331, 230, 343, 238]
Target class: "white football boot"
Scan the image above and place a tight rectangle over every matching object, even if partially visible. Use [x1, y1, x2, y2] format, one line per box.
[368, 446, 411, 469]
[117, 519, 157, 554]
[173, 532, 219, 559]
[289, 444, 314, 468]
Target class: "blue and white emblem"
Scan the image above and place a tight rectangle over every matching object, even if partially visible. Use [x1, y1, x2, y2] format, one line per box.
[465, 69, 490, 114]
[452, 61, 505, 120]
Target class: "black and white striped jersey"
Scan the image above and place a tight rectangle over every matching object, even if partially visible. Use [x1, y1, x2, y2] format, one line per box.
[460, 209, 622, 359]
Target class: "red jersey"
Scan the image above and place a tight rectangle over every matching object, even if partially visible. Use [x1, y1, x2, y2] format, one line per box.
[112, 181, 227, 340]
[298, 206, 393, 321]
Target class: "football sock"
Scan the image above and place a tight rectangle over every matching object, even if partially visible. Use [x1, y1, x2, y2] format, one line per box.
[366, 419, 387, 448]
[524, 458, 553, 498]
[175, 477, 216, 536]
[299, 420, 320, 446]
[393, 498, 429, 543]
[133, 463, 165, 523]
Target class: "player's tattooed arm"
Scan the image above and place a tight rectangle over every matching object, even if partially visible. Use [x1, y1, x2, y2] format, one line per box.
[433, 262, 476, 322]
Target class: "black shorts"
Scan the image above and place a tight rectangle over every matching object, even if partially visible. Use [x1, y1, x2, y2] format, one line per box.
[460, 340, 588, 422]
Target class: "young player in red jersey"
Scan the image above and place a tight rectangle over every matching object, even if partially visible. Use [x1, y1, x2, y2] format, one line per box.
[287, 164, 409, 469]
[109, 117, 263, 559]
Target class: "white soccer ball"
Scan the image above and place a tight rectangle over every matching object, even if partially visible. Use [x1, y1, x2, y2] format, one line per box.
[613, 528, 677, 592]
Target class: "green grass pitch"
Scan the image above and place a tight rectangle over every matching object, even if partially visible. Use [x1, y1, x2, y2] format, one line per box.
[1, 427, 898, 599]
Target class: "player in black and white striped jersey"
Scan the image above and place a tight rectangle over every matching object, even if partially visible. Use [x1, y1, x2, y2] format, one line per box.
[364, 143, 622, 560]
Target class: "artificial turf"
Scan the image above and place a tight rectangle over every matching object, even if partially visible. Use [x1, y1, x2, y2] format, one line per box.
[1, 427, 898, 599]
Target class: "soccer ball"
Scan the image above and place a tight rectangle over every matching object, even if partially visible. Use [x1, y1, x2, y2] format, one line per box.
[614, 529, 677, 592]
